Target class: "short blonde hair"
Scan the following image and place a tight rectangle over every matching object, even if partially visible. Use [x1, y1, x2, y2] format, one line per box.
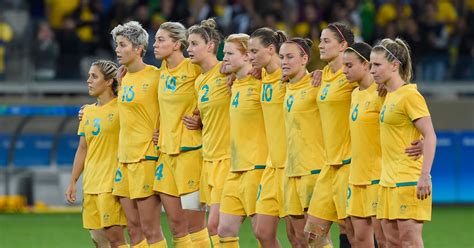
[111, 21, 149, 57]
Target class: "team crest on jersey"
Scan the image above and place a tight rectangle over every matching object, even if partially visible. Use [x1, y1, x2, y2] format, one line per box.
[215, 78, 222, 86]
[181, 75, 187, 81]
[188, 180, 195, 188]
[142, 83, 150, 92]
[365, 101, 370, 109]
[338, 79, 345, 85]
[143, 184, 151, 192]
[247, 87, 254, 96]
[103, 213, 110, 223]
[400, 204, 408, 213]
[84, 119, 90, 126]
[300, 90, 307, 100]
[108, 114, 114, 121]
[161, 74, 165, 79]
[390, 103, 396, 112]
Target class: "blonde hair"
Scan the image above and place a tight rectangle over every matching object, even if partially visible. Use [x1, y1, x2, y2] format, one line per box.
[225, 33, 250, 54]
[373, 38, 413, 82]
[111, 21, 149, 57]
[187, 18, 222, 54]
[159, 22, 188, 51]
[91, 60, 119, 96]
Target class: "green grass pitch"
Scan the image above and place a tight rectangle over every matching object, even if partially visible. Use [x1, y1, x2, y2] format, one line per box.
[0, 206, 473, 247]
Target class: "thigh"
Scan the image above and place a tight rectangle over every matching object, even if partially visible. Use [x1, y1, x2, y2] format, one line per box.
[98, 193, 127, 228]
[242, 168, 264, 216]
[153, 154, 179, 196]
[209, 159, 231, 205]
[83, 194, 101, 229]
[220, 172, 246, 216]
[135, 194, 162, 225]
[174, 149, 203, 195]
[307, 164, 338, 222]
[333, 164, 350, 220]
[113, 163, 130, 198]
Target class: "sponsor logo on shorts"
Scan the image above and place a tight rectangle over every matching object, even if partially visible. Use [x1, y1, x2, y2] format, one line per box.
[143, 184, 151, 192]
[188, 180, 195, 188]
[103, 213, 110, 223]
[400, 204, 408, 213]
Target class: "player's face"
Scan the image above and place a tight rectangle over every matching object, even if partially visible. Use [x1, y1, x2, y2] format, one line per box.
[187, 33, 210, 64]
[87, 65, 109, 97]
[319, 29, 344, 62]
[343, 52, 367, 83]
[114, 35, 138, 66]
[370, 51, 391, 85]
[222, 42, 248, 74]
[248, 37, 272, 69]
[153, 29, 178, 60]
[279, 43, 307, 79]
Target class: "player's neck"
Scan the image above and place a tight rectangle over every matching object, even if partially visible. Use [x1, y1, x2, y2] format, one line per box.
[200, 55, 218, 73]
[358, 73, 373, 90]
[288, 68, 307, 84]
[385, 75, 406, 92]
[165, 52, 185, 69]
[97, 91, 115, 106]
[264, 55, 280, 74]
[328, 55, 343, 74]
[236, 63, 252, 80]
[126, 59, 146, 73]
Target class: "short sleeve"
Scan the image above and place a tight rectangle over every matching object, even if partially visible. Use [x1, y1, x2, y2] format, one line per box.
[404, 91, 430, 121]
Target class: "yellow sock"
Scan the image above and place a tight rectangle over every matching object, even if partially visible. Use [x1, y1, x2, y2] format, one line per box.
[173, 234, 192, 248]
[149, 238, 168, 248]
[219, 236, 239, 248]
[117, 244, 129, 248]
[190, 228, 212, 248]
[132, 239, 148, 248]
[257, 240, 263, 248]
[210, 235, 219, 247]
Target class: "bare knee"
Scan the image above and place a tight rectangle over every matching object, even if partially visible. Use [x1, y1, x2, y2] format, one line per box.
[305, 221, 332, 248]
[399, 229, 422, 247]
[286, 231, 299, 248]
[218, 222, 239, 238]
[168, 215, 188, 237]
[255, 224, 275, 243]
[90, 229, 111, 248]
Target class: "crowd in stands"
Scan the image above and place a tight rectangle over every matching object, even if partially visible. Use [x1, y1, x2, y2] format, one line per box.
[0, 0, 473, 81]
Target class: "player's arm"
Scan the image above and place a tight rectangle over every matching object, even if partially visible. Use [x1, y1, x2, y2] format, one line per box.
[413, 116, 437, 200]
[183, 107, 202, 130]
[65, 136, 87, 204]
[405, 138, 424, 159]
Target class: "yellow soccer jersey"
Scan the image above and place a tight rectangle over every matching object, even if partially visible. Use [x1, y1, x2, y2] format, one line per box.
[117, 65, 160, 163]
[195, 62, 231, 161]
[260, 68, 287, 169]
[317, 65, 357, 165]
[349, 83, 384, 185]
[230, 75, 268, 172]
[78, 99, 119, 194]
[158, 58, 202, 154]
[284, 74, 325, 177]
[379, 84, 430, 187]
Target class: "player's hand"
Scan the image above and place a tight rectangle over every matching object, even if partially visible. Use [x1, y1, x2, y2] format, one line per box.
[311, 69, 322, 87]
[248, 67, 262, 80]
[78, 105, 86, 121]
[183, 109, 202, 130]
[416, 174, 432, 200]
[377, 83, 387, 97]
[405, 139, 424, 160]
[152, 129, 159, 145]
[226, 74, 236, 93]
[65, 183, 77, 204]
[116, 65, 127, 87]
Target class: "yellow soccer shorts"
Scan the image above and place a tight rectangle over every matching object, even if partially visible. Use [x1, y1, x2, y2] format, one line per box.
[153, 149, 203, 197]
[346, 183, 380, 218]
[256, 167, 287, 218]
[220, 167, 265, 216]
[308, 164, 350, 222]
[377, 185, 432, 221]
[200, 159, 231, 205]
[284, 172, 320, 216]
[83, 192, 127, 229]
[112, 159, 156, 199]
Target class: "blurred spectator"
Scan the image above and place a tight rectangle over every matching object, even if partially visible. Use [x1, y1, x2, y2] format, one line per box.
[418, 2, 449, 82]
[143, 14, 164, 67]
[401, 17, 423, 80]
[453, 9, 474, 80]
[358, 0, 376, 43]
[0, 15, 13, 81]
[45, 0, 80, 30]
[72, 0, 101, 55]
[55, 15, 82, 79]
[31, 21, 59, 81]
[375, 0, 412, 27]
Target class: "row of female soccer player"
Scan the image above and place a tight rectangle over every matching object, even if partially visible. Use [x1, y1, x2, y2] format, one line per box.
[65, 17, 436, 248]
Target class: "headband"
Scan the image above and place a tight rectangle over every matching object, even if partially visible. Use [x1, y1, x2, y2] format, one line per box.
[330, 24, 346, 42]
[286, 41, 308, 57]
[375, 45, 403, 65]
[345, 47, 369, 62]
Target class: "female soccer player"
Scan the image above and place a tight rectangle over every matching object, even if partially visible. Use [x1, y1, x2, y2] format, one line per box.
[248, 28, 299, 248]
[110, 21, 166, 248]
[370, 38, 436, 247]
[151, 21, 209, 247]
[343, 42, 386, 248]
[305, 22, 356, 248]
[186, 18, 230, 247]
[280, 37, 326, 248]
[66, 60, 128, 248]
[217, 32, 268, 247]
